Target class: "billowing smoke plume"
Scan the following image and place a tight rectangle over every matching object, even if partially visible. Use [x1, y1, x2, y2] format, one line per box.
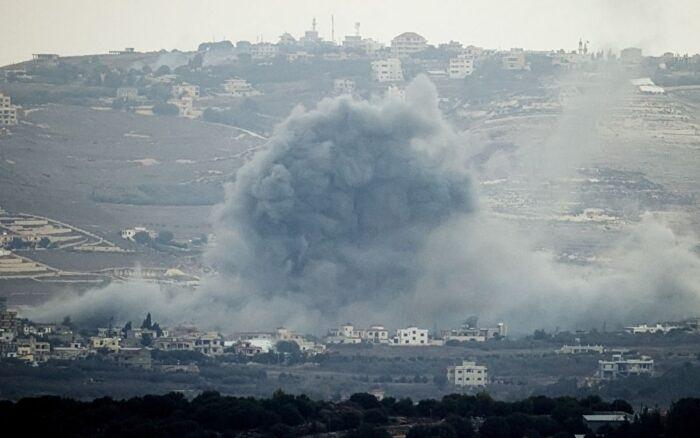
[28, 76, 700, 333]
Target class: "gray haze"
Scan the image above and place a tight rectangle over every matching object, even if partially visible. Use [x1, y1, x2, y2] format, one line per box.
[28, 76, 700, 333]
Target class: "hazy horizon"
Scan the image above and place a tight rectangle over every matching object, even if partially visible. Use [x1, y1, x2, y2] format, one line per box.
[1, 0, 699, 67]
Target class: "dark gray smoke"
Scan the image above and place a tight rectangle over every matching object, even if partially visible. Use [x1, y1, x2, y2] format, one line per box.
[206, 76, 472, 321]
[28, 76, 700, 333]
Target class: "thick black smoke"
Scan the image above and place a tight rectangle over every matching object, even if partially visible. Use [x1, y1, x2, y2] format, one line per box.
[207, 76, 472, 320]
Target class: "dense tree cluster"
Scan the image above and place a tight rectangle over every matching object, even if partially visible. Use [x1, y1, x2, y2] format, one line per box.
[0, 390, 698, 437]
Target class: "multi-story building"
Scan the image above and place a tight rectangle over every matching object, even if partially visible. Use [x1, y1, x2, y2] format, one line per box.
[90, 336, 121, 352]
[171, 83, 200, 99]
[234, 341, 264, 356]
[251, 43, 279, 59]
[447, 360, 488, 387]
[326, 323, 361, 344]
[449, 54, 475, 79]
[16, 337, 51, 362]
[112, 347, 152, 369]
[0, 93, 18, 127]
[363, 325, 390, 344]
[32, 54, 59, 62]
[223, 77, 261, 97]
[371, 58, 404, 82]
[0, 308, 18, 332]
[441, 322, 507, 342]
[193, 332, 224, 356]
[502, 49, 528, 70]
[154, 336, 195, 351]
[391, 32, 427, 57]
[52, 342, 89, 360]
[326, 323, 390, 344]
[393, 326, 429, 345]
[597, 352, 654, 380]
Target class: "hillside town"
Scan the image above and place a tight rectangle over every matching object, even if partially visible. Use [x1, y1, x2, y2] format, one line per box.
[4, 293, 700, 396]
[1, 7, 700, 426]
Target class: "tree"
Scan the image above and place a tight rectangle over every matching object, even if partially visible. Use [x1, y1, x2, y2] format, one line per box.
[479, 417, 510, 438]
[38, 237, 51, 248]
[6, 237, 29, 250]
[349, 393, 381, 410]
[141, 333, 153, 347]
[142, 313, 152, 330]
[445, 414, 475, 438]
[345, 424, 391, 438]
[275, 341, 300, 355]
[667, 398, 700, 437]
[533, 329, 550, 340]
[156, 230, 174, 244]
[407, 424, 457, 438]
[155, 65, 171, 76]
[132, 231, 152, 245]
[189, 53, 204, 70]
[122, 321, 132, 337]
[152, 322, 164, 337]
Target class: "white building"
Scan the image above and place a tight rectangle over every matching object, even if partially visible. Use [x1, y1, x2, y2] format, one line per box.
[0, 93, 18, 127]
[442, 322, 507, 343]
[326, 323, 390, 344]
[393, 326, 429, 346]
[624, 323, 679, 334]
[598, 352, 654, 380]
[193, 332, 224, 356]
[502, 49, 528, 70]
[391, 32, 427, 57]
[449, 54, 475, 79]
[557, 344, 605, 354]
[371, 58, 404, 82]
[447, 360, 488, 387]
[116, 87, 139, 101]
[326, 323, 362, 344]
[171, 83, 200, 99]
[251, 43, 279, 59]
[463, 45, 484, 58]
[363, 325, 390, 344]
[223, 77, 261, 97]
[333, 78, 356, 95]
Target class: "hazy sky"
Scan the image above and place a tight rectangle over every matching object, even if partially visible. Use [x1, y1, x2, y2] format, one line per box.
[1, 0, 699, 66]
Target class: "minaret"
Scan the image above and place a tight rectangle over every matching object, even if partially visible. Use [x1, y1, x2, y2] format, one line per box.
[331, 14, 335, 43]
[312, 17, 317, 32]
[578, 38, 583, 54]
